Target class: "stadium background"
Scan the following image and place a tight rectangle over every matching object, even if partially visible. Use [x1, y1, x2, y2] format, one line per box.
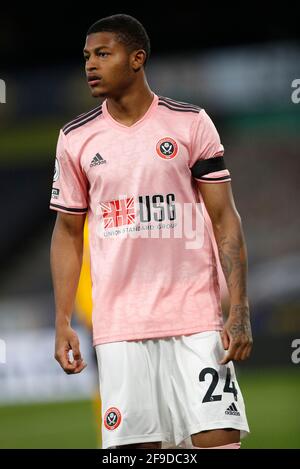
[0, 5, 299, 448]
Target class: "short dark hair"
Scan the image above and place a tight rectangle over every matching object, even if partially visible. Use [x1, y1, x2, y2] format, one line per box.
[87, 14, 151, 66]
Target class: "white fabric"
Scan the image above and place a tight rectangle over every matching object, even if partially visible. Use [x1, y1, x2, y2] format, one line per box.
[95, 331, 249, 449]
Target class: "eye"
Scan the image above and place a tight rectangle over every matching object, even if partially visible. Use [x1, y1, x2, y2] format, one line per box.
[98, 52, 109, 57]
[83, 56, 89, 62]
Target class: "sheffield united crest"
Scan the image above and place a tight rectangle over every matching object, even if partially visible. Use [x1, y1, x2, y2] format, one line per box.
[156, 137, 178, 160]
[104, 407, 122, 431]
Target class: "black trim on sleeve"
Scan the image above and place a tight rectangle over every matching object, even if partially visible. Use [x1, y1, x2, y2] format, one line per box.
[191, 156, 226, 178]
[158, 102, 200, 114]
[63, 110, 102, 136]
[50, 203, 88, 213]
[196, 175, 231, 181]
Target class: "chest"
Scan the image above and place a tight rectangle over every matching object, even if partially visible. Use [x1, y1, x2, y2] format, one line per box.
[80, 128, 191, 189]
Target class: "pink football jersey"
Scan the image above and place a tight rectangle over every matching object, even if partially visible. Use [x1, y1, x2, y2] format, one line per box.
[50, 93, 231, 345]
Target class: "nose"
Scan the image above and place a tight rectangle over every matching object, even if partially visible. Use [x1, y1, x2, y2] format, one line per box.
[85, 56, 98, 72]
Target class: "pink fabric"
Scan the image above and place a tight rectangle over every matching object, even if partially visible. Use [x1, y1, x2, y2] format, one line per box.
[50, 93, 231, 346]
[191, 442, 241, 449]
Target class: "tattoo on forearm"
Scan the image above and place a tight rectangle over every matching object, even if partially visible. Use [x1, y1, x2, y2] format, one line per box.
[228, 305, 252, 339]
[217, 231, 248, 301]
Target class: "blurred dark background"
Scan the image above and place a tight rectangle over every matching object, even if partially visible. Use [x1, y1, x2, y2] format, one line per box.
[1, 6, 299, 66]
[0, 5, 299, 449]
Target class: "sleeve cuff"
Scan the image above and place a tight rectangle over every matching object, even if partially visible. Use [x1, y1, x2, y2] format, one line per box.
[194, 169, 231, 183]
[191, 155, 226, 178]
[49, 203, 88, 214]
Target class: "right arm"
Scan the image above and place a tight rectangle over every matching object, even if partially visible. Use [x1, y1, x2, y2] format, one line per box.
[50, 211, 87, 374]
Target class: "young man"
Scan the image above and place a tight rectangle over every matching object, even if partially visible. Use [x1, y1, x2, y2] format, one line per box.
[50, 14, 252, 449]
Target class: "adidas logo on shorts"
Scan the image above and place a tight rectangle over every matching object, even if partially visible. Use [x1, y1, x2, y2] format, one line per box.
[90, 153, 106, 167]
[225, 402, 240, 416]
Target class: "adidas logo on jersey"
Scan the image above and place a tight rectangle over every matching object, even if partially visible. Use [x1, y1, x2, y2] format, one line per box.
[225, 402, 240, 416]
[90, 153, 106, 167]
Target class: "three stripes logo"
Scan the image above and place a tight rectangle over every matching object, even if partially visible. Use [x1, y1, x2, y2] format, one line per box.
[90, 152, 106, 167]
[225, 402, 240, 416]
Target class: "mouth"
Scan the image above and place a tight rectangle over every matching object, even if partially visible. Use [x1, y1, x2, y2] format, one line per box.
[87, 75, 102, 87]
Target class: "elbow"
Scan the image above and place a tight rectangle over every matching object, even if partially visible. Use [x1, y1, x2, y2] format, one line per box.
[213, 208, 242, 231]
[234, 209, 242, 225]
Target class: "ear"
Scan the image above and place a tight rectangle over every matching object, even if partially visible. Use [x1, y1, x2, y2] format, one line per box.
[131, 49, 147, 72]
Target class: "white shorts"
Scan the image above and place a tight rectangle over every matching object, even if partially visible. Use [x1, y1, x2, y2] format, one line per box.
[95, 331, 250, 449]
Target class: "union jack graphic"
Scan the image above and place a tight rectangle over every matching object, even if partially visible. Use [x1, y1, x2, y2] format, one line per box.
[100, 197, 135, 228]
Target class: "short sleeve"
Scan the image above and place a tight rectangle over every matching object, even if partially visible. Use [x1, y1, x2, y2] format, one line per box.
[189, 109, 231, 183]
[49, 130, 88, 214]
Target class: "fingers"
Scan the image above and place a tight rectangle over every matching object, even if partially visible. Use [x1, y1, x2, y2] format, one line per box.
[55, 348, 73, 372]
[219, 346, 235, 365]
[219, 329, 233, 364]
[237, 338, 253, 361]
[67, 337, 87, 373]
[220, 330, 229, 351]
[240, 342, 253, 361]
[65, 359, 87, 374]
[55, 327, 88, 374]
[56, 350, 87, 374]
[55, 345, 87, 374]
[67, 348, 87, 374]
[220, 338, 253, 364]
[69, 335, 82, 362]
[232, 342, 247, 361]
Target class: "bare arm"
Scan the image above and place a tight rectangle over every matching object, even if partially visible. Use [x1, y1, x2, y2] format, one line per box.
[197, 181, 253, 364]
[50, 211, 87, 374]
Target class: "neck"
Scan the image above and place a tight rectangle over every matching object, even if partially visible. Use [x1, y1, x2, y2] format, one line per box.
[106, 80, 154, 126]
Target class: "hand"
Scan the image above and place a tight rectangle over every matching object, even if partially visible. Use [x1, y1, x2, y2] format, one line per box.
[219, 304, 253, 365]
[55, 324, 87, 374]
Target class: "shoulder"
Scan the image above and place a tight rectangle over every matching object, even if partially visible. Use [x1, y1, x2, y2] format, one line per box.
[61, 103, 103, 137]
[157, 95, 202, 114]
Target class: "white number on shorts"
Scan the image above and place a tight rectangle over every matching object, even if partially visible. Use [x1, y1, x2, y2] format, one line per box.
[199, 367, 238, 403]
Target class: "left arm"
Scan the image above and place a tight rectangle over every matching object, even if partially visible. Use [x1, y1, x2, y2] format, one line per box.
[197, 181, 253, 364]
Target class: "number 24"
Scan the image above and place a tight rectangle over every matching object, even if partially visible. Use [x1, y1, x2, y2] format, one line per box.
[199, 367, 238, 402]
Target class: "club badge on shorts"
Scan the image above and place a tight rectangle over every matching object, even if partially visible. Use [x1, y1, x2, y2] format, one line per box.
[156, 137, 178, 160]
[104, 407, 122, 431]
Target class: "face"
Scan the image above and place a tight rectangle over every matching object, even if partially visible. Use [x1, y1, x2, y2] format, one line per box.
[84, 31, 138, 99]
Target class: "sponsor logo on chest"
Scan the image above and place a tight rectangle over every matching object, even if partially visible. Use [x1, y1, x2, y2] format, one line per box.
[100, 193, 176, 229]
